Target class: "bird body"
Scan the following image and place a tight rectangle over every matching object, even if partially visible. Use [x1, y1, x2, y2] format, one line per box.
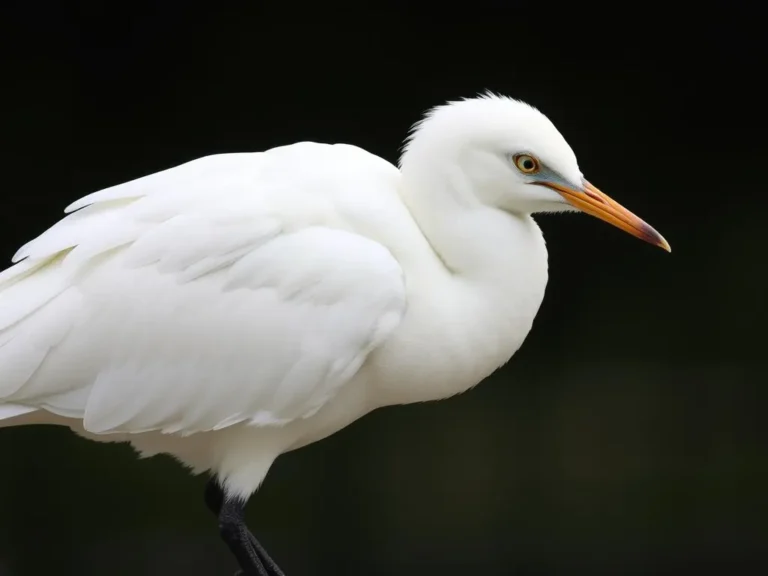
[0, 94, 668, 574]
[0, 137, 547, 498]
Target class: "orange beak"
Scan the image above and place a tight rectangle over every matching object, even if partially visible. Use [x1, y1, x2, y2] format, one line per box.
[540, 180, 671, 252]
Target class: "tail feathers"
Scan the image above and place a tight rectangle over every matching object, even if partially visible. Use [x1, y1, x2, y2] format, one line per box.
[0, 403, 37, 421]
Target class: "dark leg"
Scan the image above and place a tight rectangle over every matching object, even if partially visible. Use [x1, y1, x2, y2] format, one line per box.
[205, 477, 286, 576]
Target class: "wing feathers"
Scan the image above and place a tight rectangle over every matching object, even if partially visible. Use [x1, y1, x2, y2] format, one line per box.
[0, 287, 82, 398]
[0, 149, 407, 436]
[13, 200, 139, 263]
[0, 255, 71, 332]
[78, 228, 405, 435]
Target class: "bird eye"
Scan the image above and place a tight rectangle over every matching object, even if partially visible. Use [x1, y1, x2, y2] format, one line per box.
[514, 154, 539, 174]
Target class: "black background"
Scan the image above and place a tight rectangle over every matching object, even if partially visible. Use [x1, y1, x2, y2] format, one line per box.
[0, 3, 765, 575]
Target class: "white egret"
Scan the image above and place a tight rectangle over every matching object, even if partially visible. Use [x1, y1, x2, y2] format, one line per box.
[0, 93, 669, 575]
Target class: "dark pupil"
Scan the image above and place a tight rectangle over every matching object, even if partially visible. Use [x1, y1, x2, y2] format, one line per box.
[522, 158, 534, 170]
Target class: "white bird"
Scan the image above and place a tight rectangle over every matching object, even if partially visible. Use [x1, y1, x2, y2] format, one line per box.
[0, 93, 669, 575]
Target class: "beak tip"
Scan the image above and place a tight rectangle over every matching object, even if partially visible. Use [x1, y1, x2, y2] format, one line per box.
[642, 224, 671, 253]
[655, 235, 671, 253]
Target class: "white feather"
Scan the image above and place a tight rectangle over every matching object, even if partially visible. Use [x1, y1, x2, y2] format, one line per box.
[0, 403, 36, 419]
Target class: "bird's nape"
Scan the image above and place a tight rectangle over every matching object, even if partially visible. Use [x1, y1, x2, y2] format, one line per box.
[534, 178, 671, 252]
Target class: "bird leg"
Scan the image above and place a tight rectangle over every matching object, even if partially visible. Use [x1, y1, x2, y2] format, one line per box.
[205, 477, 286, 576]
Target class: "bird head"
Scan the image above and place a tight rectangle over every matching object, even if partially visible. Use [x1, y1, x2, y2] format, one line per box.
[400, 92, 670, 252]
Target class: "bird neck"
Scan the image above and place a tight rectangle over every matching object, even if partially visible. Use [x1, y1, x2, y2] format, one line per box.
[372, 160, 549, 406]
[399, 155, 548, 285]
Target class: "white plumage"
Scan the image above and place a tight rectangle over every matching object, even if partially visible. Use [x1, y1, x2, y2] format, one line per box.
[0, 94, 668, 503]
